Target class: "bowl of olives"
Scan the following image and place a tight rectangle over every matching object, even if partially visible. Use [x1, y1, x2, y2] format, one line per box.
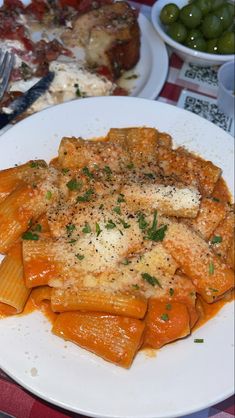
[151, 0, 235, 66]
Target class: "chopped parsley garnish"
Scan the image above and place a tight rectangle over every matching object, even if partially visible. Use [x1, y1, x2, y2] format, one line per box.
[82, 166, 94, 179]
[66, 224, 75, 235]
[66, 178, 82, 191]
[68, 239, 77, 244]
[62, 168, 70, 174]
[22, 231, 39, 241]
[125, 74, 138, 80]
[209, 261, 215, 275]
[144, 211, 168, 242]
[127, 163, 135, 169]
[194, 338, 204, 343]
[161, 313, 169, 322]
[20, 61, 32, 80]
[141, 273, 162, 288]
[169, 288, 174, 296]
[144, 172, 155, 179]
[166, 303, 172, 311]
[77, 189, 94, 202]
[211, 235, 222, 244]
[209, 287, 218, 293]
[29, 161, 46, 169]
[212, 197, 220, 202]
[122, 259, 131, 265]
[137, 212, 148, 230]
[30, 161, 39, 168]
[113, 206, 121, 215]
[82, 223, 91, 233]
[99, 204, 104, 210]
[117, 194, 125, 203]
[75, 85, 81, 97]
[105, 219, 116, 230]
[96, 222, 102, 237]
[75, 253, 84, 260]
[45, 190, 52, 200]
[132, 284, 140, 290]
[118, 218, 130, 229]
[103, 166, 112, 178]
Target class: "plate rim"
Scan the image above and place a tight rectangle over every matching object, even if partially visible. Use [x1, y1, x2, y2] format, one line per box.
[133, 12, 169, 99]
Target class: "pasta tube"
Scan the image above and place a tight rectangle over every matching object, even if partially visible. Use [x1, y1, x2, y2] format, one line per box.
[144, 299, 191, 349]
[190, 197, 227, 240]
[0, 181, 57, 253]
[163, 221, 235, 303]
[108, 127, 158, 166]
[0, 160, 47, 202]
[52, 311, 145, 368]
[158, 146, 221, 195]
[51, 287, 147, 319]
[0, 244, 30, 313]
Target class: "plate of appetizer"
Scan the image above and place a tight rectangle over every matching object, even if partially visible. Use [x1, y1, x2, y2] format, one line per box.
[0, 96, 234, 418]
[0, 0, 168, 121]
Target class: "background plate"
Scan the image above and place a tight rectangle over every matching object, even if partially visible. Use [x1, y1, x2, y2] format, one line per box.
[0, 0, 169, 100]
[127, 13, 169, 99]
[0, 97, 234, 418]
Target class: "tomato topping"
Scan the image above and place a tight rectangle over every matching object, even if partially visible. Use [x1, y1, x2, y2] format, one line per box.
[3, 0, 24, 10]
[112, 86, 128, 96]
[96, 65, 113, 81]
[26, 0, 49, 20]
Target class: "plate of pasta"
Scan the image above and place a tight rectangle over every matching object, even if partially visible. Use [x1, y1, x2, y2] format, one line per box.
[0, 97, 234, 418]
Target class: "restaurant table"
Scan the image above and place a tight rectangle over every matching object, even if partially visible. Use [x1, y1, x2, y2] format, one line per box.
[0, 0, 234, 417]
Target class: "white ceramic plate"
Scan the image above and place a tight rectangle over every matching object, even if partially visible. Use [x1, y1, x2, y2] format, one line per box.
[0, 97, 234, 418]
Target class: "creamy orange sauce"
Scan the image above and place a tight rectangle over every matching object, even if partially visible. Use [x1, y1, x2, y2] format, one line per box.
[212, 177, 232, 203]
[0, 302, 16, 317]
[194, 290, 234, 331]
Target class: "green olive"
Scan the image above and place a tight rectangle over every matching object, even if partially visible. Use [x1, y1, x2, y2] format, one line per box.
[202, 14, 224, 38]
[207, 39, 219, 53]
[226, 3, 235, 17]
[168, 22, 188, 43]
[186, 37, 207, 51]
[180, 4, 202, 28]
[185, 28, 203, 43]
[217, 31, 235, 54]
[194, 0, 212, 16]
[214, 5, 233, 30]
[160, 3, 180, 25]
[211, 0, 226, 11]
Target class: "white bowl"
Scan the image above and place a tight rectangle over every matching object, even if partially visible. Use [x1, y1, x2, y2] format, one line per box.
[151, 0, 235, 66]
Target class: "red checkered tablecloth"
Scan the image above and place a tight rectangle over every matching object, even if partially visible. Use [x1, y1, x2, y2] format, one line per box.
[0, 1, 234, 417]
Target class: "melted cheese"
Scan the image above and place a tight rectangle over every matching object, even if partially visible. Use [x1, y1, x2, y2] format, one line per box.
[25, 60, 115, 113]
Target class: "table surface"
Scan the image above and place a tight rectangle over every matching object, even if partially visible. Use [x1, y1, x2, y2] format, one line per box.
[0, 0, 234, 417]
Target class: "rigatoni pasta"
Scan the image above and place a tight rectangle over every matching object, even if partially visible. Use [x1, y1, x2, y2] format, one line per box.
[0, 244, 30, 314]
[0, 126, 234, 368]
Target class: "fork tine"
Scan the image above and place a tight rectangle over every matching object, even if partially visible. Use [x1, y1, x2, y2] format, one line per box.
[0, 51, 9, 78]
[0, 51, 15, 101]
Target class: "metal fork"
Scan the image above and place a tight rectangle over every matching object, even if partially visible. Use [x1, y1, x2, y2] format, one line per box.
[0, 50, 15, 101]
